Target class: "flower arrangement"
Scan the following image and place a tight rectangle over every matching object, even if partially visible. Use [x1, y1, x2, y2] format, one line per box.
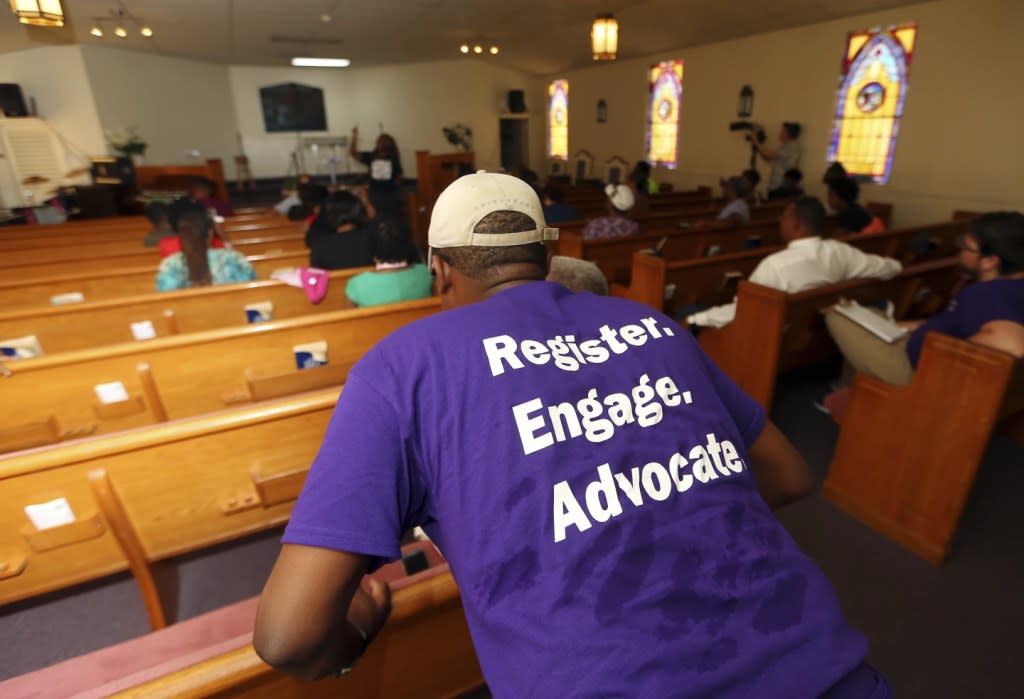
[443, 123, 473, 152]
[106, 127, 148, 157]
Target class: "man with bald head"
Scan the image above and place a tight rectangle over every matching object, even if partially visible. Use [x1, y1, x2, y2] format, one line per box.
[255, 173, 889, 698]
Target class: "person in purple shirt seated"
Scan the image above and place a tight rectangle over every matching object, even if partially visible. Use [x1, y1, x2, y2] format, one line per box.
[187, 176, 234, 218]
[582, 183, 640, 239]
[254, 172, 887, 698]
[825, 211, 1024, 387]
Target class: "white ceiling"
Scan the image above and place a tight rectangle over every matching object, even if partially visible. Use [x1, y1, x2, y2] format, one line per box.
[1, 0, 921, 75]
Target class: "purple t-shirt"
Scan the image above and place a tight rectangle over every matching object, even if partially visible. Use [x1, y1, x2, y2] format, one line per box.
[906, 278, 1024, 366]
[284, 282, 867, 698]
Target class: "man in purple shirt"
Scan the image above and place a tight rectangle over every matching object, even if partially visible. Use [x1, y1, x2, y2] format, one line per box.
[255, 172, 887, 697]
[825, 211, 1024, 386]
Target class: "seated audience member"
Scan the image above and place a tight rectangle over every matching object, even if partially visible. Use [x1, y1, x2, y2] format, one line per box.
[288, 184, 329, 223]
[829, 177, 884, 234]
[688, 197, 901, 328]
[344, 222, 432, 308]
[187, 177, 234, 218]
[541, 185, 580, 223]
[824, 212, 1024, 386]
[708, 176, 752, 228]
[255, 171, 890, 698]
[546, 255, 609, 295]
[768, 168, 805, 200]
[307, 190, 375, 270]
[143, 201, 175, 247]
[156, 198, 255, 291]
[630, 160, 659, 195]
[274, 175, 311, 215]
[582, 184, 639, 240]
[742, 168, 762, 203]
[823, 161, 848, 187]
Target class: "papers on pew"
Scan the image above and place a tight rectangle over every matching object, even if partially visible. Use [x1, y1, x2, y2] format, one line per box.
[245, 301, 274, 323]
[50, 291, 85, 306]
[94, 381, 130, 404]
[24, 497, 76, 531]
[294, 341, 328, 370]
[130, 321, 157, 341]
[831, 299, 909, 344]
[0, 335, 43, 360]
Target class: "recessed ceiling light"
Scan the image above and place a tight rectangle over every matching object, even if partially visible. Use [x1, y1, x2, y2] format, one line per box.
[90, 26, 103, 37]
[114, 25, 128, 38]
[140, 26, 153, 37]
[490, 46, 499, 55]
[460, 45, 469, 54]
[473, 45, 482, 54]
[320, 13, 332, 23]
[291, 57, 351, 67]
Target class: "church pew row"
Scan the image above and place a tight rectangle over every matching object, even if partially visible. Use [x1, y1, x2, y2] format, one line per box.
[0, 388, 338, 613]
[0, 298, 438, 453]
[0, 231, 305, 275]
[617, 221, 966, 315]
[823, 333, 1023, 565]
[696, 259, 962, 413]
[0, 249, 311, 310]
[0, 268, 368, 355]
[0, 550, 482, 699]
[0, 215, 289, 248]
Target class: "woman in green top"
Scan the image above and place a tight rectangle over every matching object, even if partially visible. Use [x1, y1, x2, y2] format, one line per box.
[344, 221, 433, 308]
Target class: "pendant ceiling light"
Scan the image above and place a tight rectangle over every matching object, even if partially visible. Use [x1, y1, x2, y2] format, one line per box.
[9, 0, 65, 27]
[591, 14, 618, 61]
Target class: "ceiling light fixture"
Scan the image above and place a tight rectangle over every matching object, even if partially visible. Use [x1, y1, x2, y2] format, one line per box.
[490, 46, 499, 55]
[90, 25, 103, 37]
[115, 25, 128, 38]
[319, 13, 332, 22]
[291, 57, 351, 67]
[591, 14, 619, 61]
[140, 26, 152, 37]
[10, 0, 65, 26]
[460, 44, 469, 54]
[473, 45, 482, 54]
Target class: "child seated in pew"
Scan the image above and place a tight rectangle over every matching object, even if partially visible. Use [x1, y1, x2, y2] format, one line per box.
[687, 197, 901, 329]
[142, 202, 175, 247]
[344, 221, 431, 308]
[155, 198, 256, 291]
[306, 190, 376, 271]
[823, 212, 1024, 388]
[581, 183, 639, 239]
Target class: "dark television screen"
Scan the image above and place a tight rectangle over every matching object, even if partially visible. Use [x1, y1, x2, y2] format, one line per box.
[260, 82, 327, 132]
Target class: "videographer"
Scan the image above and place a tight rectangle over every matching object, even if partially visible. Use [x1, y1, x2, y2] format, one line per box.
[750, 122, 802, 192]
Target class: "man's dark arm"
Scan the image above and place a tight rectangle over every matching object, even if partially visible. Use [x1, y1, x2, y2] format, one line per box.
[746, 420, 814, 509]
[254, 545, 391, 680]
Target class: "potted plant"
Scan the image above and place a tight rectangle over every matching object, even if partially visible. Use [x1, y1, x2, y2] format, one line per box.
[107, 127, 148, 166]
[443, 123, 473, 152]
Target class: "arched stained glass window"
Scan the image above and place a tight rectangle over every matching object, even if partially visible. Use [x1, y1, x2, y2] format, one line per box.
[828, 23, 917, 184]
[547, 79, 569, 160]
[646, 60, 683, 169]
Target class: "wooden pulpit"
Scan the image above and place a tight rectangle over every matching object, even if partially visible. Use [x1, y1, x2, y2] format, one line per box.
[412, 150, 475, 252]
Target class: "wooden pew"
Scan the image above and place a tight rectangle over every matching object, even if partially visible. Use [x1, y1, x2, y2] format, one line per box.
[0, 250, 311, 311]
[843, 220, 965, 265]
[699, 259, 963, 411]
[0, 268, 369, 355]
[822, 333, 1023, 565]
[0, 216, 290, 249]
[0, 298, 438, 452]
[557, 219, 784, 284]
[0, 231, 304, 272]
[0, 388, 338, 612]
[0, 551, 482, 699]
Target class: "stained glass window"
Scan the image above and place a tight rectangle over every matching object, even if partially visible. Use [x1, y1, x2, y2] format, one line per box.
[547, 80, 569, 160]
[646, 60, 684, 169]
[828, 23, 917, 184]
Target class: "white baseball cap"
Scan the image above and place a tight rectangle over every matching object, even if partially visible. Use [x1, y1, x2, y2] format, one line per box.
[428, 171, 559, 250]
[604, 183, 635, 212]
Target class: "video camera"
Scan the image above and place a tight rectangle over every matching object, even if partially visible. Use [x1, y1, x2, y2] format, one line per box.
[729, 121, 766, 144]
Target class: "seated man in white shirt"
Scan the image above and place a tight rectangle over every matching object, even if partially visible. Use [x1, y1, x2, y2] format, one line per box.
[687, 197, 902, 329]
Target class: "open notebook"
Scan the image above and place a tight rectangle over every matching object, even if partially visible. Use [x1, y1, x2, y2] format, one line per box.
[831, 299, 909, 344]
